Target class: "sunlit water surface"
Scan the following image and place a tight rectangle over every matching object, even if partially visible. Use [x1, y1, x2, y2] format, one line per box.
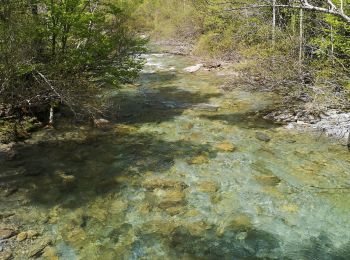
[1, 53, 350, 259]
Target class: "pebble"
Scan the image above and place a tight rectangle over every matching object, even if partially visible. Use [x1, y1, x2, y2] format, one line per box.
[0, 251, 12, 260]
[17, 232, 27, 242]
[0, 229, 16, 240]
[256, 132, 271, 142]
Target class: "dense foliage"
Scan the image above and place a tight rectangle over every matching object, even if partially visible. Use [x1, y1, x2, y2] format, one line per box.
[0, 0, 146, 119]
[135, 0, 350, 111]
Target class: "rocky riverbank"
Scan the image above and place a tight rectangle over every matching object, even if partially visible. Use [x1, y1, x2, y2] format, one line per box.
[154, 40, 350, 148]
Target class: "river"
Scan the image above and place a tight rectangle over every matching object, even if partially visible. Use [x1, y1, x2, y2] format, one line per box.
[1, 52, 350, 259]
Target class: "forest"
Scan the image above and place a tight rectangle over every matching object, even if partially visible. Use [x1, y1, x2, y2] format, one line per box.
[1, 1, 350, 259]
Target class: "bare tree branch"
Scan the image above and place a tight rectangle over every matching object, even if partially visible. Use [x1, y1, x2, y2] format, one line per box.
[205, 0, 350, 24]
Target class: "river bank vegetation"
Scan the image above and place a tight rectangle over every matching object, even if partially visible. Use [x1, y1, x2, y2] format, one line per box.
[134, 0, 350, 115]
[1, 0, 349, 142]
[0, 0, 145, 142]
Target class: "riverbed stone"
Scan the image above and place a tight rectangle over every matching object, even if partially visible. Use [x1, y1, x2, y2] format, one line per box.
[280, 204, 299, 213]
[27, 230, 40, 239]
[192, 103, 220, 112]
[109, 200, 128, 215]
[0, 251, 12, 260]
[155, 189, 186, 209]
[230, 214, 252, 230]
[113, 124, 138, 134]
[183, 64, 203, 73]
[188, 155, 209, 165]
[93, 118, 111, 128]
[215, 141, 236, 152]
[0, 228, 16, 240]
[56, 170, 76, 185]
[42, 246, 59, 260]
[143, 219, 179, 235]
[197, 181, 219, 193]
[183, 221, 211, 236]
[142, 178, 187, 190]
[255, 175, 281, 186]
[256, 132, 271, 142]
[17, 231, 28, 242]
[28, 237, 52, 258]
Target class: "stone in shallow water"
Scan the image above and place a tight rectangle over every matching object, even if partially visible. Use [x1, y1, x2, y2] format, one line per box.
[0, 251, 12, 260]
[192, 103, 220, 112]
[197, 181, 219, 193]
[280, 204, 299, 213]
[142, 178, 188, 190]
[109, 200, 128, 215]
[183, 221, 212, 236]
[188, 155, 209, 165]
[256, 132, 271, 142]
[230, 214, 252, 230]
[55, 170, 76, 186]
[27, 230, 40, 239]
[27, 237, 52, 258]
[17, 231, 28, 242]
[215, 141, 236, 152]
[165, 206, 186, 216]
[42, 246, 59, 260]
[156, 189, 186, 209]
[255, 175, 281, 186]
[113, 124, 138, 134]
[143, 219, 179, 235]
[183, 64, 203, 73]
[0, 228, 16, 240]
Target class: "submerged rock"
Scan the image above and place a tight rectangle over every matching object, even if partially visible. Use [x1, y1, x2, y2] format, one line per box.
[142, 178, 188, 190]
[55, 170, 76, 186]
[192, 103, 220, 112]
[113, 124, 138, 134]
[27, 230, 40, 239]
[156, 189, 186, 209]
[0, 228, 16, 240]
[42, 246, 59, 260]
[17, 231, 28, 242]
[197, 181, 219, 193]
[0, 251, 12, 260]
[280, 204, 299, 213]
[188, 155, 209, 165]
[255, 175, 281, 186]
[28, 237, 52, 258]
[215, 141, 236, 152]
[3, 186, 18, 197]
[256, 132, 271, 142]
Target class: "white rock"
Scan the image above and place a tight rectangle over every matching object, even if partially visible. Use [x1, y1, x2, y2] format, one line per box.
[183, 64, 203, 73]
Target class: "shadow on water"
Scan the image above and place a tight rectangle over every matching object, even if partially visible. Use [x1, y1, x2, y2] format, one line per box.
[0, 82, 223, 206]
[112, 85, 222, 125]
[106, 71, 222, 124]
[201, 112, 282, 130]
[130, 224, 350, 259]
[0, 130, 217, 207]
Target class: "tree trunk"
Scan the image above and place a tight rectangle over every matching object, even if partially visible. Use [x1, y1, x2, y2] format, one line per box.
[340, 0, 344, 13]
[49, 106, 54, 125]
[299, 8, 303, 75]
[272, 0, 276, 46]
[330, 24, 334, 65]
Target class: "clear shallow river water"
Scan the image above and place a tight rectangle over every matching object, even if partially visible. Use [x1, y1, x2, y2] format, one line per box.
[1, 53, 350, 259]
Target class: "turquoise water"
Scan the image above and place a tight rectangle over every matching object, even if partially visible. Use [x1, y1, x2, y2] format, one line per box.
[1, 53, 350, 259]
